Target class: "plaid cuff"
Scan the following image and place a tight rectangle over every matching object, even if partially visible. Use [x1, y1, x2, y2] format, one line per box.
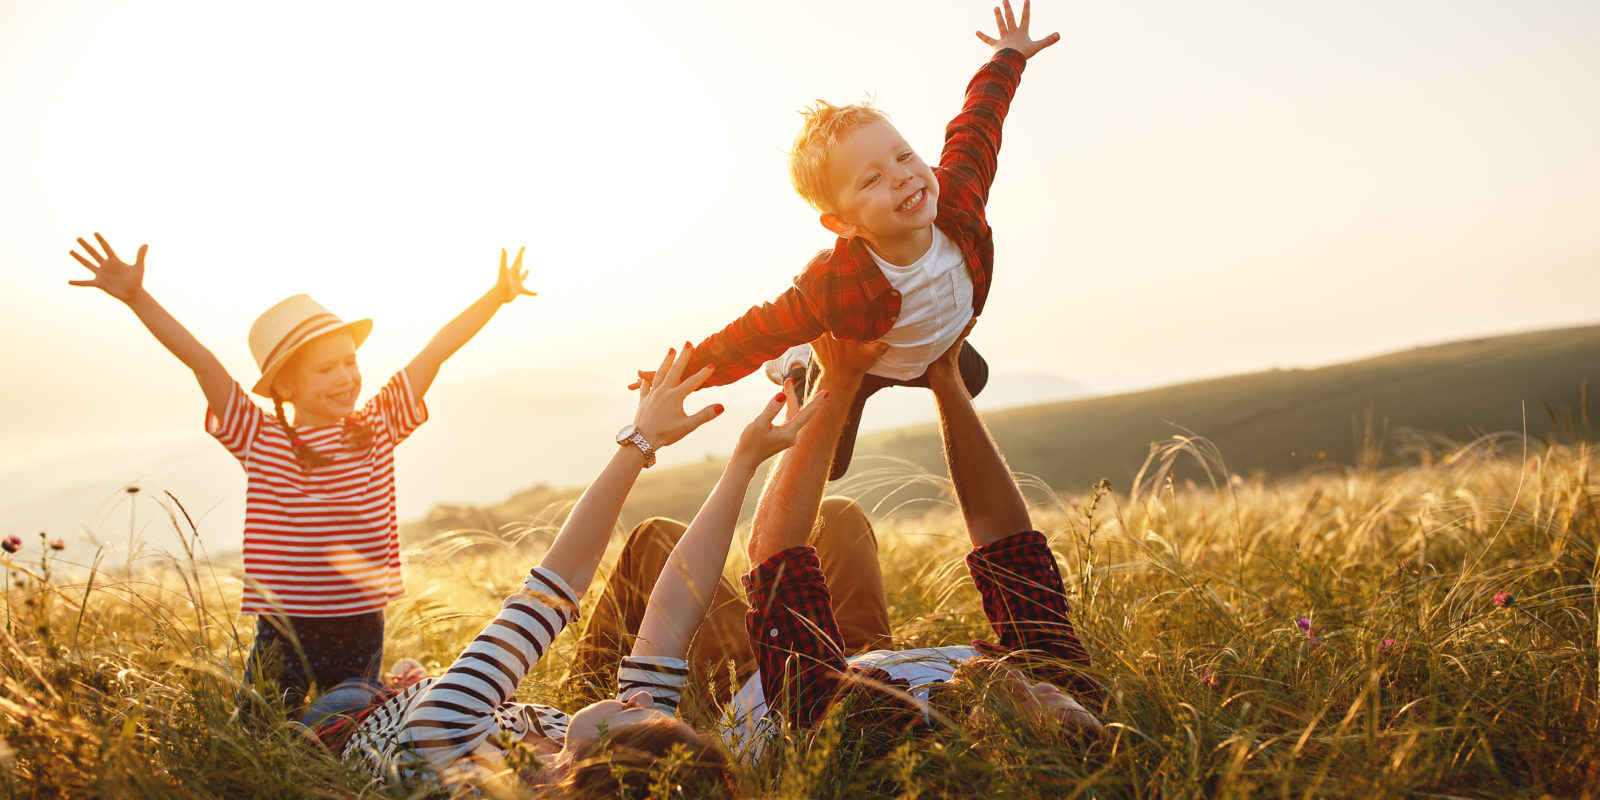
[742, 546, 848, 727]
[966, 532, 1101, 705]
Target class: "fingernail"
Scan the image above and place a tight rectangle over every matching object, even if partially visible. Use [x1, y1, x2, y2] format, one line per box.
[774, 392, 786, 403]
[820, 391, 831, 399]
[714, 404, 725, 414]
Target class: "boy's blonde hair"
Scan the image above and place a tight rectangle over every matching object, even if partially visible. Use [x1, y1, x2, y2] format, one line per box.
[789, 100, 892, 213]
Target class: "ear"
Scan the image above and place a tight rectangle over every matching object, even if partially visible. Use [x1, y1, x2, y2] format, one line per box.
[819, 212, 858, 239]
[271, 373, 295, 401]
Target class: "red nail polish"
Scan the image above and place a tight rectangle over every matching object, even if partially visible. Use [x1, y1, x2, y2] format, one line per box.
[820, 391, 831, 399]
[714, 404, 724, 414]
[774, 392, 786, 403]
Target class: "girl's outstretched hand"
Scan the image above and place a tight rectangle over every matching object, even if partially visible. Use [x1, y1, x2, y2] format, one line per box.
[69, 233, 147, 303]
[494, 247, 537, 304]
[632, 343, 721, 449]
[733, 377, 829, 467]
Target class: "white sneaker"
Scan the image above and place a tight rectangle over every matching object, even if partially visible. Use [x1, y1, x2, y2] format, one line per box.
[763, 343, 813, 385]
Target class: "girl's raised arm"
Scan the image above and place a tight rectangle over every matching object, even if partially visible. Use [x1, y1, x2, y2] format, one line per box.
[69, 233, 233, 415]
[630, 378, 826, 661]
[404, 247, 535, 398]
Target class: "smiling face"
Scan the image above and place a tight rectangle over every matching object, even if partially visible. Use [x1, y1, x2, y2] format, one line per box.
[272, 330, 361, 426]
[820, 119, 939, 261]
[560, 690, 669, 756]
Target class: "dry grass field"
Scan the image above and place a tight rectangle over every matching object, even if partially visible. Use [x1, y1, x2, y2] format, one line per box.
[3, 421, 1597, 798]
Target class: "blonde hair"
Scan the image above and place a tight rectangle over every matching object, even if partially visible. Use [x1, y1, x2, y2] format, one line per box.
[788, 100, 892, 213]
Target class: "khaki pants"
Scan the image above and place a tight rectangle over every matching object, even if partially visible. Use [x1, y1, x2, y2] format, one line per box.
[566, 496, 891, 719]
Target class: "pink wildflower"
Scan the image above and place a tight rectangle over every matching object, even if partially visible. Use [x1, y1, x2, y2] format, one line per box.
[1, 535, 20, 554]
[1296, 617, 1326, 647]
[1378, 638, 1397, 655]
[48, 538, 65, 551]
[1492, 590, 1512, 609]
[1200, 668, 1220, 690]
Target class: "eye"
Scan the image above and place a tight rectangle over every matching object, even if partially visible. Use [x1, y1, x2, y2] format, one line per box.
[863, 174, 879, 188]
[897, 151, 912, 162]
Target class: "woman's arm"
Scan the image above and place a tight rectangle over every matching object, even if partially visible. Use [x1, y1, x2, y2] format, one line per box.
[630, 381, 825, 661]
[404, 247, 535, 398]
[538, 344, 720, 596]
[69, 233, 233, 415]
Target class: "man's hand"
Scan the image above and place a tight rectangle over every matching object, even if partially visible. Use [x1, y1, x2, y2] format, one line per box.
[494, 247, 537, 304]
[810, 333, 888, 389]
[927, 317, 978, 384]
[69, 233, 147, 304]
[976, 0, 1059, 59]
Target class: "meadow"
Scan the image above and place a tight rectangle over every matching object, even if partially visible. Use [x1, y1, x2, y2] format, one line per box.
[2, 416, 1596, 799]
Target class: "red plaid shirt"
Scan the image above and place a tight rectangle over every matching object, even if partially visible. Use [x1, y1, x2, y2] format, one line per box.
[685, 48, 1029, 387]
[742, 530, 1098, 729]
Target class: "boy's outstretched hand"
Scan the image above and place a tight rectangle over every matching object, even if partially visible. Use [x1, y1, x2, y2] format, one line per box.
[976, 0, 1059, 59]
[494, 247, 537, 304]
[69, 233, 147, 303]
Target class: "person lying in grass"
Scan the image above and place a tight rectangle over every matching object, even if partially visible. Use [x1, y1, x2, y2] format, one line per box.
[310, 345, 822, 797]
[563, 328, 1104, 766]
[735, 327, 1104, 748]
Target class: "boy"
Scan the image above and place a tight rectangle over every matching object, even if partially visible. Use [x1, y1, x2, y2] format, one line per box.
[636, 0, 1060, 480]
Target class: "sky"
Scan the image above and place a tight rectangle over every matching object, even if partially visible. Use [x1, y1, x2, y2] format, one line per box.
[2, 0, 1598, 555]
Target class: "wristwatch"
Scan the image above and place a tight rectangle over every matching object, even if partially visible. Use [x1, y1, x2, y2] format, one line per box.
[615, 424, 657, 468]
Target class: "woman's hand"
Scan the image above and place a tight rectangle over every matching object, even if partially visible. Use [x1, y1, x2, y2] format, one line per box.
[69, 233, 146, 303]
[493, 247, 536, 304]
[731, 377, 829, 468]
[631, 343, 721, 448]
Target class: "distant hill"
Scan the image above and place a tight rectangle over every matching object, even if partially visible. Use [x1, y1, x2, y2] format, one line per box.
[402, 324, 1600, 543]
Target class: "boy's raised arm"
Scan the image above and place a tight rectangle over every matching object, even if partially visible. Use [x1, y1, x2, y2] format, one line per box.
[975, 0, 1060, 59]
[69, 233, 234, 416]
[404, 247, 535, 398]
[942, 0, 1059, 201]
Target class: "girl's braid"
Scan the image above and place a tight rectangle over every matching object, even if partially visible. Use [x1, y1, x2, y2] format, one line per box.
[272, 393, 332, 472]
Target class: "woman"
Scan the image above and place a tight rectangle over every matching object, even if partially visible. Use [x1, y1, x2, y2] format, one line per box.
[313, 345, 822, 796]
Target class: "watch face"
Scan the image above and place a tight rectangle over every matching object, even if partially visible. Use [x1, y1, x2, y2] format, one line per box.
[616, 424, 639, 444]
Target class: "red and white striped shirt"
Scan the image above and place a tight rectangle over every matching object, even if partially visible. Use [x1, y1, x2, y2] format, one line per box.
[207, 371, 428, 617]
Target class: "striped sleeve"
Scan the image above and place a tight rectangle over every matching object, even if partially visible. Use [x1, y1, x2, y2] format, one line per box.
[395, 567, 579, 768]
[204, 381, 265, 462]
[369, 370, 429, 444]
[617, 656, 689, 714]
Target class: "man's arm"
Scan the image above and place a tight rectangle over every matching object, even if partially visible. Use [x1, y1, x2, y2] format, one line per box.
[405, 247, 535, 398]
[926, 321, 1030, 548]
[927, 325, 1097, 699]
[741, 336, 885, 727]
[941, 0, 1060, 203]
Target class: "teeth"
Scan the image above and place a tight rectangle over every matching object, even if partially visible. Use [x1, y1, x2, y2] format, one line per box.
[898, 189, 923, 212]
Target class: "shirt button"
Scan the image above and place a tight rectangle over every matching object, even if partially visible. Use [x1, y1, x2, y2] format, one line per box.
[769, 628, 779, 638]
[890, 315, 899, 322]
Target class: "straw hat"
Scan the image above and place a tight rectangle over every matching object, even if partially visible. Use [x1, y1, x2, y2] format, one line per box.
[248, 295, 373, 397]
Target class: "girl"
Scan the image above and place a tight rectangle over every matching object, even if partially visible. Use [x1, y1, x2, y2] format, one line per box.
[321, 346, 822, 796]
[68, 232, 534, 709]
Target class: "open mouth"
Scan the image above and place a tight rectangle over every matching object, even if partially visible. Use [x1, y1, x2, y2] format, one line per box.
[897, 188, 926, 212]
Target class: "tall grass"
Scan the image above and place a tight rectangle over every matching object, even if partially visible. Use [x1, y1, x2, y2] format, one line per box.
[2, 432, 1596, 798]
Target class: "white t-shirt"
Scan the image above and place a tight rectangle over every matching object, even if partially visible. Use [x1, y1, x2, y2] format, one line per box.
[865, 227, 975, 381]
[722, 644, 979, 756]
